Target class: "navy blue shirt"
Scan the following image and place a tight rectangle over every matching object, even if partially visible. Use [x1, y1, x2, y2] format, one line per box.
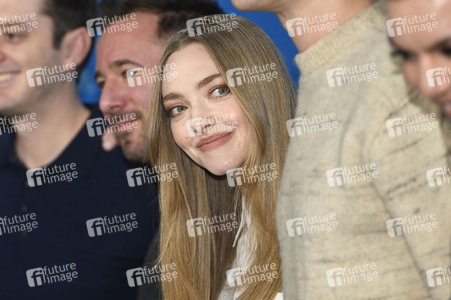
[0, 106, 159, 300]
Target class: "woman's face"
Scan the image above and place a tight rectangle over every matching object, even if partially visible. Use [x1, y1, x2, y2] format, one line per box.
[162, 43, 252, 176]
[387, 0, 451, 116]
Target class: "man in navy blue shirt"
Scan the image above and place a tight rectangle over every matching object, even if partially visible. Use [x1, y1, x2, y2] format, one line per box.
[0, 0, 158, 299]
[95, 0, 224, 299]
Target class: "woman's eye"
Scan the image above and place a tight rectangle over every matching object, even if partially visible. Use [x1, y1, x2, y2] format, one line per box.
[169, 106, 186, 117]
[211, 85, 230, 97]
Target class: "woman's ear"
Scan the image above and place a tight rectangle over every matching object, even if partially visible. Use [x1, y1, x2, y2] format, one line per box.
[59, 27, 92, 68]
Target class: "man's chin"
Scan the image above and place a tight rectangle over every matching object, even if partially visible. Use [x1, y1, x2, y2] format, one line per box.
[123, 149, 149, 164]
[118, 138, 149, 164]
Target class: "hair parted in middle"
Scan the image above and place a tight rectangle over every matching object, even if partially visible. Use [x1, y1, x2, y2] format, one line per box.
[148, 14, 296, 300]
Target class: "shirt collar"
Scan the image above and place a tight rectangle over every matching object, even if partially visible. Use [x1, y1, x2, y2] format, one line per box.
[0, 105, 102, 178]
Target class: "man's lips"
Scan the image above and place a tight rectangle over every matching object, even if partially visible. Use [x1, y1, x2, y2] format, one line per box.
[196, 131, 234, 151]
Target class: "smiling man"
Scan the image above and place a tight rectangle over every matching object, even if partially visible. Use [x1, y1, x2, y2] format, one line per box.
[0, 0, 159, 299]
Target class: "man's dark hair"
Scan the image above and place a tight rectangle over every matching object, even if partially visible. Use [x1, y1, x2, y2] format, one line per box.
[99, 0, 224, 39]
[41, 0, 97, 72]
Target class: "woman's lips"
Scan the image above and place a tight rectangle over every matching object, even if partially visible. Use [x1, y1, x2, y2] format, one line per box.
[196, 131, 234, 152]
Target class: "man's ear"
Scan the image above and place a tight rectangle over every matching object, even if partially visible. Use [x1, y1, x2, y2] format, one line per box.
[59, 27, 92, 68]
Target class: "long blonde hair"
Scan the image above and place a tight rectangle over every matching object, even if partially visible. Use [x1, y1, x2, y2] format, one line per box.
[148, 15, 296, 299]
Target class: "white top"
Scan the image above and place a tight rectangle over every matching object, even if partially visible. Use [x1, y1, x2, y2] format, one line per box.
[217, 198, 283, 300]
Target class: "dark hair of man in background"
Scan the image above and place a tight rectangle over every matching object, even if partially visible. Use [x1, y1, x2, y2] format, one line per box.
[41, 0, 97, 73]
[100, 0, 224, 38]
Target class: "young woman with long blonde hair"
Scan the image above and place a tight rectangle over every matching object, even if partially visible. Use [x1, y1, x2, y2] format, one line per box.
[148, 15, 296, 299]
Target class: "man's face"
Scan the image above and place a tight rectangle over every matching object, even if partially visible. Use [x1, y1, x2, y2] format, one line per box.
[387, 0, 451, 116]
[0, 0, 62, 116]
[96, 12, 165, 162]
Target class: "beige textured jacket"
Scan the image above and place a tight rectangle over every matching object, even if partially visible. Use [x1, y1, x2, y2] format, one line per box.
[277, 1, 451, 299]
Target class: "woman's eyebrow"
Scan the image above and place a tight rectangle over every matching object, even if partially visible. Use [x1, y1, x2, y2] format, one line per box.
[163, 92, 182, 102]
[196, 73, 222, 90]
[163, 73, 222, 102]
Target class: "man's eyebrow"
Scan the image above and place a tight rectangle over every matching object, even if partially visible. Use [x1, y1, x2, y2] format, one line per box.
[111, 59, 141, 68]
[427, 37, 451, 52]
[389, 35, 451, 52]
[196, 73, 222, 90]
[94, 59, 142, 80]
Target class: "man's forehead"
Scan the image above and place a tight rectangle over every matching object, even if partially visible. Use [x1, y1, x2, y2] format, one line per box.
[105, 11, 161, 39]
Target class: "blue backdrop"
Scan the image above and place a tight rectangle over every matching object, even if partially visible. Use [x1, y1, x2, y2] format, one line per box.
[78, 0, 300, 103]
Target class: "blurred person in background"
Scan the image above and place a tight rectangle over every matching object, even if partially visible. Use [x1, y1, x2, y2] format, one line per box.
[233, 0, 451, 298]
[0, 0, 158, 299]
[387, 0, 451, 116]
[387, 0, 451, 151]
